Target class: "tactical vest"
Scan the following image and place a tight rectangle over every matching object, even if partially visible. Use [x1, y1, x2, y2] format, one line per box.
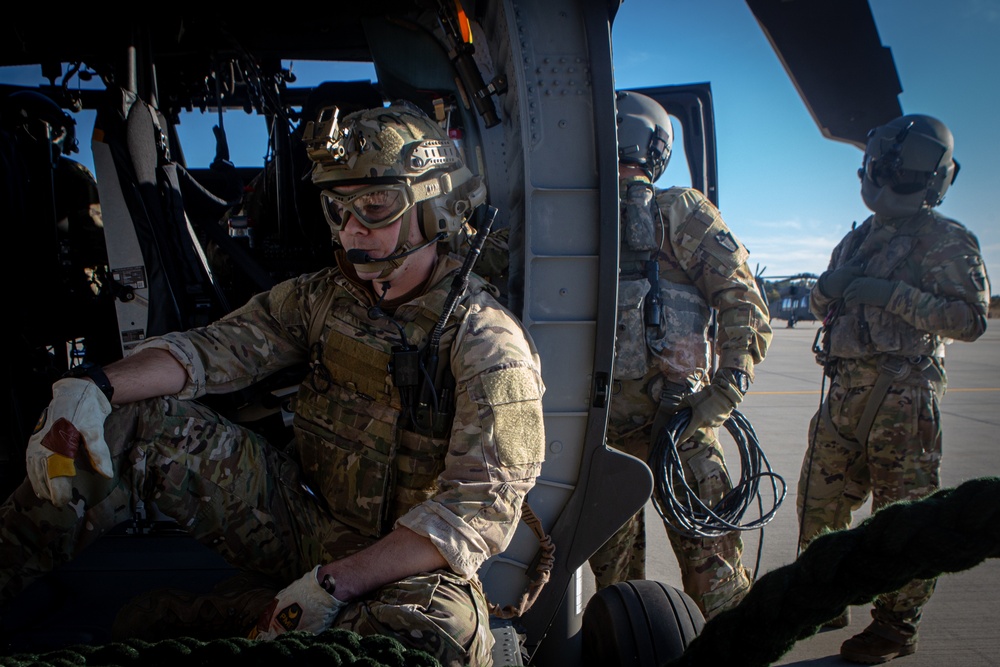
[614, 176, 659, 380]
[615, 180, 713, 384]
[826, 211, 948, 363]
[292, 258, 482, 538]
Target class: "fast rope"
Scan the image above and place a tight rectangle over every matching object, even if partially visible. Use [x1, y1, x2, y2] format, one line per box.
[664, 476, 1000, 667]
[0, 627, 442, 667]
[649, 408, 787, 538]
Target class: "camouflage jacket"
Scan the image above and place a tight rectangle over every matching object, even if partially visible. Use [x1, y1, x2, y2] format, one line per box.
[810, 209, 989, 372]
[616, 179, 771, 387]
[134, 252, 546, 578]
[55, 157, 105, 270]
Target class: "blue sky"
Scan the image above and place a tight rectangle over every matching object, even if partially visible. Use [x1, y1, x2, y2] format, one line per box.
[610, 0, 999, 283]
[3, 1, 997, 287]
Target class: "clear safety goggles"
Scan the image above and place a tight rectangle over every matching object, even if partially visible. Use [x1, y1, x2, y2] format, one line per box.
[320, 183, 417, 231]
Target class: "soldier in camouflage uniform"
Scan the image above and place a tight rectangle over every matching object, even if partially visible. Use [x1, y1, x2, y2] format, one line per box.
[0, 101, 546, 667]
[587, 91, 771, 620]
[798, 114, 989, 664]
[1, 90, 117, 364]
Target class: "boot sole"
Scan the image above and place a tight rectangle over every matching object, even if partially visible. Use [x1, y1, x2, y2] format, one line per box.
[840, 642, 917, 664]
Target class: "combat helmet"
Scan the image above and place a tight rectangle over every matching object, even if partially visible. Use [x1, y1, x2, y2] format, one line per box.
[1, 90, 78, 156]
[302, 100, 486, 273]
[858, 113, 959, 218]
[616, 90, 673, 182]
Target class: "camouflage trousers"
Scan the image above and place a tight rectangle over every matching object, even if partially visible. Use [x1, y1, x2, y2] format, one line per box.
[588, 375, 752, 620]
[0, 397, 492, 667]
[797, 375, 943, 636]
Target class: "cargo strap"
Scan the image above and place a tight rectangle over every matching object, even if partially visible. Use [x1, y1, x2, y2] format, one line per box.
[822, 354, 938, 449]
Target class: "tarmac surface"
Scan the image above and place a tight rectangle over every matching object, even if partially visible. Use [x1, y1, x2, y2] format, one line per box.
[3, 319, 997, 665]
[636, 319, 1000, 666]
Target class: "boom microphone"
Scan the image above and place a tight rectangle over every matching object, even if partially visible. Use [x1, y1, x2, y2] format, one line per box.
[346, 233, 446, 264]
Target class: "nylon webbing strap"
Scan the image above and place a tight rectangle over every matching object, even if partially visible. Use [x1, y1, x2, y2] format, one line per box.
[823, 355, 936, 449]
[308, 280, 337, 346]
[853, 366, 899, 449]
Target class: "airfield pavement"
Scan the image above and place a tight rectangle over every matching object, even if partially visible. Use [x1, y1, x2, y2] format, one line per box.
[5, 319, 997, 665]
[627, 319, 1000, 666]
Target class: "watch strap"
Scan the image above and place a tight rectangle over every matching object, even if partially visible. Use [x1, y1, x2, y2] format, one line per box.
[732, 370, 750, 394]
[716, 367, 750, 395]
[64, 363, 115, 402]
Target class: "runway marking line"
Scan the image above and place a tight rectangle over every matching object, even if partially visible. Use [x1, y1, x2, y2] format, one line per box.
[754, 387, 1000, 395]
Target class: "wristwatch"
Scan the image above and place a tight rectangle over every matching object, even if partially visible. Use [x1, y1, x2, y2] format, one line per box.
[63, 363, 115, 402]
[728, 369, 750, 395]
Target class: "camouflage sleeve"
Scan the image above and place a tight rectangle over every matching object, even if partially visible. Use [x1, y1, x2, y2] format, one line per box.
[660, 187, 772, 378]
[131, 271, 328, 398]
[396, 289, 546, 578]
[884, 226, 990, 342]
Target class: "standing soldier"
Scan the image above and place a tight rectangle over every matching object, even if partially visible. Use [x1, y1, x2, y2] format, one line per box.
[799, 114, 990, 664]
[588, 91, 772, 620]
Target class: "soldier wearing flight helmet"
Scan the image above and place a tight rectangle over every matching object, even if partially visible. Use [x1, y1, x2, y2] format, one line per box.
[588, 90, 772, 620]
[799, 114, 990, 663]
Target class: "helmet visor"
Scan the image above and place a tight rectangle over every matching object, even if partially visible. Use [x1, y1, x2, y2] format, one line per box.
[321, 183, 415, 231]
[862, 123, 948, 194]
[861, 154, 935, 194]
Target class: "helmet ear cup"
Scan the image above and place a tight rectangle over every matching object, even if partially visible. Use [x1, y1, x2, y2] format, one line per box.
[420, 175, 487, 241]
[924, 159, 958, 207]
[421, 200, 447, 240]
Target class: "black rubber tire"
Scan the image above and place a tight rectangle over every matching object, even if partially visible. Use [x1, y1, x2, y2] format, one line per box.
[581, 579, 705, 667]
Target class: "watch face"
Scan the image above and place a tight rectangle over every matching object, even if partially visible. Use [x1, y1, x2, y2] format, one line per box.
[734, 371, 749, 393]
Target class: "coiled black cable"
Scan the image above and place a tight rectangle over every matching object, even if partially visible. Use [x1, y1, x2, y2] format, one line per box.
[649, 408, 787, 539]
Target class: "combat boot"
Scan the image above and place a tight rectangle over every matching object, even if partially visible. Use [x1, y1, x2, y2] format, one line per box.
[112, 570, 280, 641]
[840, 620, 917, 664]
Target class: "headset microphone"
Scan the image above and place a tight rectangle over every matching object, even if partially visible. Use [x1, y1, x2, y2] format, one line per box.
[346, 233, 447, 264]
[345, 248, 375, 263]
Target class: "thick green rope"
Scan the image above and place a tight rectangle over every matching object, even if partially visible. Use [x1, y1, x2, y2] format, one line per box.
[0, 627, 442, 667]
[6, 478, 999, 666]
[665, 476, 1000, 667]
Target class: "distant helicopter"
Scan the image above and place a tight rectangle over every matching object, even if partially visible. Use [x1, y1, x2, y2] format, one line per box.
[756, 265, 819, 328]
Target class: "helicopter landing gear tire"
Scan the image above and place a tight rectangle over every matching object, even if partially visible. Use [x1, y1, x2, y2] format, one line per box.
[581, 579, 705, 667]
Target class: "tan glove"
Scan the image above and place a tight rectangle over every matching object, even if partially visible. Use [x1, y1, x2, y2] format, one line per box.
[249, 565, 347, 640]
[26, 378, 114, 506]
[676, 371, 745, 443]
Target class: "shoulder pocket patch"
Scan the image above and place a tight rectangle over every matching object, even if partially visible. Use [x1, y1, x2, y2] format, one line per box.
[482, 366, 545, 466]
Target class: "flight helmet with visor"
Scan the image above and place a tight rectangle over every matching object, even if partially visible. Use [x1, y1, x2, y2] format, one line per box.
[616, 90, 673, 182]
[859, 114, 959, 218]
[1, 90, 78, 157]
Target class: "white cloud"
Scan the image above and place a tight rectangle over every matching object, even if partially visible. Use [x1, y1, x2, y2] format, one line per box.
[740, 218, 844, 278]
